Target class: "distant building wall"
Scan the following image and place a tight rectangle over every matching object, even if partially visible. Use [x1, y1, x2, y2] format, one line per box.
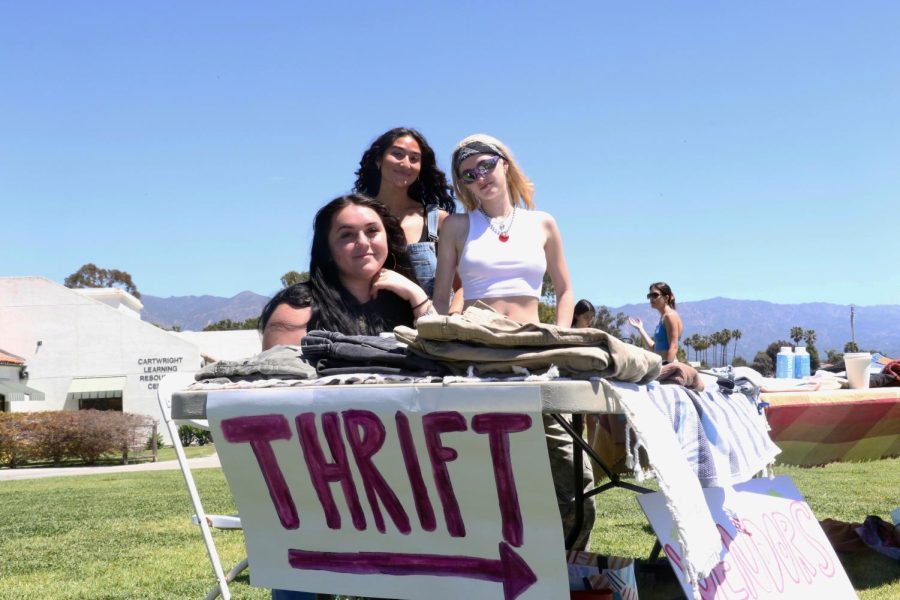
[173, 330, 261, 362]
[0, 276, 201, 440]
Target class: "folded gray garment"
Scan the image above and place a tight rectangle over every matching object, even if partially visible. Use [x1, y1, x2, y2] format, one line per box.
[194, 345, 318, 380]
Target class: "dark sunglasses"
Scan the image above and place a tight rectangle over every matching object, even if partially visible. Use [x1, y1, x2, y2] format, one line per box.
[647, 292, 662, 300]
[459, 155, 502, 185]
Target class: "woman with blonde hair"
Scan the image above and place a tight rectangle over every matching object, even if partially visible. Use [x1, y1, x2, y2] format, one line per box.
[433, 134, 574, 326]
[432, 134, 591, 551]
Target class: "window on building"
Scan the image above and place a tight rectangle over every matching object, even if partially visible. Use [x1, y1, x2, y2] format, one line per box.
[79, 396, 123, 411]
[0, 394, 6, 413]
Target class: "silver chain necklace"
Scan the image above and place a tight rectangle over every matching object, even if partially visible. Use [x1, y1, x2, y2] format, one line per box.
[478, 205, 516, 242]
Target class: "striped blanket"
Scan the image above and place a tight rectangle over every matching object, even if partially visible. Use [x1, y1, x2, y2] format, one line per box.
[592, 382, 781, 488]
[642, 382, 781, 487]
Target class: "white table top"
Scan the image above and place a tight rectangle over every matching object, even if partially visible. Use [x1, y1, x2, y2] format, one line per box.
[171, 379, 621, 419]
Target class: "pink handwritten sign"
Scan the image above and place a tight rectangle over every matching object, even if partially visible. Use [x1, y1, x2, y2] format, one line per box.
[207, 384, 569, 600]
[638, 476, 856, 599]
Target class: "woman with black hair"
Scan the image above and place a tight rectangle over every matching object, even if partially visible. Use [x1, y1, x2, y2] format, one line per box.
[307, 193, 435, 335]
[354, 127, 459, 302]
[571, 299, 596, 328]
[628, 281, 684, 364]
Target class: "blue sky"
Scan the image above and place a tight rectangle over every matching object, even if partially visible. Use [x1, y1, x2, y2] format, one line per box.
[3, 2, 898, 307]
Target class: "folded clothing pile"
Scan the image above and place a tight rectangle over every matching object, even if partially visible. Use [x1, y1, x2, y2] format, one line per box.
[301, 330, 450, 377]
[394, 302, 661, 382]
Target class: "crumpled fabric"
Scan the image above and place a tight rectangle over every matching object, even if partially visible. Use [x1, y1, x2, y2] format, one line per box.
[657, 362, 704, 391]
[194, 345, 317, 381]
[395, 303, 660, 382]
[855, 515, 900, 560]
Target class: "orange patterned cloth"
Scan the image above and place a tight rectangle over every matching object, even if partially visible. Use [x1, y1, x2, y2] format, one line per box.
[762, 388, 900, 466]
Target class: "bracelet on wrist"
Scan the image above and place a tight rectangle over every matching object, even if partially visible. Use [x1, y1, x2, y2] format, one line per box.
[411, 297, 430, 311]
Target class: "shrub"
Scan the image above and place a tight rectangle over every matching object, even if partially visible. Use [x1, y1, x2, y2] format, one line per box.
[0, 410, 158, 466]
[0, 413, 36, 468]
[177, 424, 211, 447]
[30, 411, 80, 467]
[72, 410, 120, 465]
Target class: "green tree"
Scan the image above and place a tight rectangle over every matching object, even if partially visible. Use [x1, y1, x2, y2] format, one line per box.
[594, 306, 627, 338]
[804, 329, 820, 372]
[538, 272, 556, 324]
[203, 317, 259, 331]
[64, 263, 140, 299]
[789, 326, 804, 346]
[281, 271, 309, 288]
[752, 350, 774, 376]
[844, 341, 860, 353]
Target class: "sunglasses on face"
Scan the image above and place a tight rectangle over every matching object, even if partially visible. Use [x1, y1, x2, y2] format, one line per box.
[459, 156, 502, 185]
[647, 292, 662, 300]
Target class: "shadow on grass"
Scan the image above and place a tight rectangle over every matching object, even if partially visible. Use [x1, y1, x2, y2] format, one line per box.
[840, 549, 900, 591]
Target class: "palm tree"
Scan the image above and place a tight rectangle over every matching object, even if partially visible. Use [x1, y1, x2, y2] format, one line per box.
[731, 329, 742, 363]
[804, 329, 816, 346]
[790, 326, 804, 347]
[683, 336, 693, 362]
[719, 329, 732, 366]
[708, 331, 722, 367]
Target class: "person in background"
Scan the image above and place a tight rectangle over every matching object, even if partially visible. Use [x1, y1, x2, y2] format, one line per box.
[628, 281, 683, 364]
[306, 193, 435, 334]
[354, 127, 462, 310]
[259, 282, 312, 350]
[572, 299, 596, 328]
[433, 134, 574, 326]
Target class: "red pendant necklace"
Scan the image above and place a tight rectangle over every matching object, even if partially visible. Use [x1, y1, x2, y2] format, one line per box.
[478, 205, 516, 242]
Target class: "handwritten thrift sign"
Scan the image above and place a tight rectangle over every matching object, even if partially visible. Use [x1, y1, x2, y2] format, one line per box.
[207, 384, 569, 599]
[638, 475, 856, 600]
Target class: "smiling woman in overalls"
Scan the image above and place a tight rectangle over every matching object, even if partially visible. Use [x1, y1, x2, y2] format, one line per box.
[354, 127, 462, 310]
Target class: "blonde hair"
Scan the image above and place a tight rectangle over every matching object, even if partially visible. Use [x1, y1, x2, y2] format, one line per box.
[451, 134, 535, 211]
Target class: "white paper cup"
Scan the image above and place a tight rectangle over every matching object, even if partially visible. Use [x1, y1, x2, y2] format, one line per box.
[844, 352, 872, 389]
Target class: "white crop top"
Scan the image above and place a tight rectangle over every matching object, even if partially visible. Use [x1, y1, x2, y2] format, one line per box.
[458, 209, 547, 299]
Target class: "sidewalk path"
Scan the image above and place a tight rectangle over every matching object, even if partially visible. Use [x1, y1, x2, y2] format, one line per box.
[0, 453, 221, 482]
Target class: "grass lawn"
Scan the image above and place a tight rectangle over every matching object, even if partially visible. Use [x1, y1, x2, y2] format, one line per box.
[0, 458, 897, 599]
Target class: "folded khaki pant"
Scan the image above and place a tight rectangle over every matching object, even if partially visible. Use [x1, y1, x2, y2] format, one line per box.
[395, 303, 661, 382]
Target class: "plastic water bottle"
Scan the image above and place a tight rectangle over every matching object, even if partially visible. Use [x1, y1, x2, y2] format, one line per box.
[794, 346, 811, 378]
[776, 346, 794, 379]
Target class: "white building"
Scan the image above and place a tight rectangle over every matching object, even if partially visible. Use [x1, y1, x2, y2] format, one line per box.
[0, 276, 261, 437]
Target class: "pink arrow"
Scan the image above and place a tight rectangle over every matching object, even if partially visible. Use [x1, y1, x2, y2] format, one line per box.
[288, 541, 537, 600]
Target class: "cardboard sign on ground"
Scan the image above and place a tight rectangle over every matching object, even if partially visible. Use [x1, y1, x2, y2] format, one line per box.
[638, 475, 856, 599]
[208, 384, 569, 600]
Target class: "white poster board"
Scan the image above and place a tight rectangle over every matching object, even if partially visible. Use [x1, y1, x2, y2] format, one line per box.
[638, 476, 856, 599]
[207, 384, 569, 600]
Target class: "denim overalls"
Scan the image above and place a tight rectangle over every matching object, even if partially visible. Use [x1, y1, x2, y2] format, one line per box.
[406, 204, 439, 298]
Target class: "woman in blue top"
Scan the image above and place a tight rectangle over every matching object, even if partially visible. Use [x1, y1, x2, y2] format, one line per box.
[354, 127, 461, 308]
[628, 282, 684, 364]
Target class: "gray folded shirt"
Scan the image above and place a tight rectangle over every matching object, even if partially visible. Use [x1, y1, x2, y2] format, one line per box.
[194, 345, 318, 380]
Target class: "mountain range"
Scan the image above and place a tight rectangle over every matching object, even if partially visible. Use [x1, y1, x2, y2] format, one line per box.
[141, 293, 900, 361]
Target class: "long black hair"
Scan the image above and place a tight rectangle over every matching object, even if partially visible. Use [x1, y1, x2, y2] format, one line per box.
[308, 193, 417, 335]
[354, 127, 456, 213]
[572, 299, 596, 327]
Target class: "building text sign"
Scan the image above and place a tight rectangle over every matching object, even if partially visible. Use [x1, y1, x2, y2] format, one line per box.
[638, 476, 856, 600]
[207, 385, 568, 600]
[137, 356, 183, 390]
